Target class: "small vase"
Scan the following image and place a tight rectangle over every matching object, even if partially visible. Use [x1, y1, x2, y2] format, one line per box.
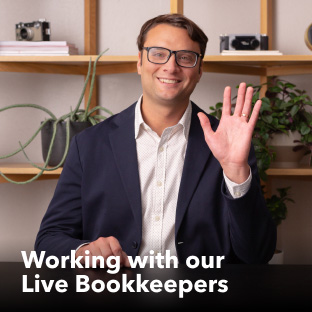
[269, 249, 284, 264]
[41, 120, 92, 167]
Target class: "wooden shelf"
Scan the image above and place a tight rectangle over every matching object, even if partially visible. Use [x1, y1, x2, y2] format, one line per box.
[1, 54, 312, 76]
[203, 55, 312, 76]
[0, 163, 62, 184]
[266, 167, 312, 177]
[1, 163, 312, 184]
[0, 55, 138, 75]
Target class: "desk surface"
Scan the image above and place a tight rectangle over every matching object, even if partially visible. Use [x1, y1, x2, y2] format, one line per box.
[0, 262, 311, 311]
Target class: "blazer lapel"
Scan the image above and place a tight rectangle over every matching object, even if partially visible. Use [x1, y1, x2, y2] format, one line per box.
[109, 105, 142, 235]
[175, 104, 213, 236]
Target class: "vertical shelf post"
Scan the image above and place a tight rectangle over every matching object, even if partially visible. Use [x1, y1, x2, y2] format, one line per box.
[260, 0, 273, 49]
[170, 0, 184, 14]
[84, 0, 98, 110]
[259, 0, 273, 99]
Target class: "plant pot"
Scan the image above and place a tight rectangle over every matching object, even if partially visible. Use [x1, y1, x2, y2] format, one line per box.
[41, 120, 92, 167]
[269, 249, 284, 265]
[267, 131, 306, 168]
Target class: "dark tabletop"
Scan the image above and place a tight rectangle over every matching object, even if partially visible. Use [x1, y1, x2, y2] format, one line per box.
[0, 262, 311, 311]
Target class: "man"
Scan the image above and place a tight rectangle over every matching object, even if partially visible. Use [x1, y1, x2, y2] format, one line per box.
[35, 14, 276, 266]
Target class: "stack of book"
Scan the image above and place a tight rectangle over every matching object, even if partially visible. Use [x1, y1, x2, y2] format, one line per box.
[0, 41, 79, 56]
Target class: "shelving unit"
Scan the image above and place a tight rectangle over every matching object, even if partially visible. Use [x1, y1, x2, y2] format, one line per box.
[1, 54, 312, 76]
[0, 0, 312, 184]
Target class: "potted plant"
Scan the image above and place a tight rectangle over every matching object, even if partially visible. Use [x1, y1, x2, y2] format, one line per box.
[0, 49, 113, 184]
[210, 77, 312, 179]
[258, 77, 312, 168]
[209, 77, 312, 263]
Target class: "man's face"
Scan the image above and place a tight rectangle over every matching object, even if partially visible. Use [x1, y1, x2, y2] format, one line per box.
[137, 24, 203, 108]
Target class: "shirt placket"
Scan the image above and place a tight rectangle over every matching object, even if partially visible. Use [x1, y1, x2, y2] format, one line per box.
[152, 128, 170, 255]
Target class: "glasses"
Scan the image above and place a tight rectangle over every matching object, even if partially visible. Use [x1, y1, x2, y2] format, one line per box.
[142, 47, 202, 68]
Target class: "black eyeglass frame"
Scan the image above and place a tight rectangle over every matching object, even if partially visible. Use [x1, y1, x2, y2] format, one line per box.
[142, 46, 203, 68]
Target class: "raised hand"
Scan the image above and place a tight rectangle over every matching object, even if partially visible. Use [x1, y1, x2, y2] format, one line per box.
[198, 82, 262, 184]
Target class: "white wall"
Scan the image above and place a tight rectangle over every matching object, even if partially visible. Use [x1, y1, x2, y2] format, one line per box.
[0, 0, 311, 263]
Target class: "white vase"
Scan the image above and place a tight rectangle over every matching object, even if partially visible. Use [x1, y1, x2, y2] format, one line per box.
[269, 250, 284, 264]
[267, 130, 306, 168]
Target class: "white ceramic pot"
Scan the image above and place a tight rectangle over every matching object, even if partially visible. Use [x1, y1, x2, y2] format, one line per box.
[269, 249, 284, 264]
[267, 131, 306, 168]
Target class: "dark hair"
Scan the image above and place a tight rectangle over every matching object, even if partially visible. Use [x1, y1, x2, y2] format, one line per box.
[137, 14, 208, 56]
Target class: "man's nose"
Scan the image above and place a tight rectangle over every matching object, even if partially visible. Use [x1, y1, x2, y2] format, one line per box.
[162, 53, 179, 71]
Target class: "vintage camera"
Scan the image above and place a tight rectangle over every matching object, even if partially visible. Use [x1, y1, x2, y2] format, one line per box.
[16, 19, 50, 41]
[220, 34, 268, 52]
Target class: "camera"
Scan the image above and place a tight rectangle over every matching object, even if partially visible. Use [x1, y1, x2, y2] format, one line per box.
[220, 34, 268, 52]
[16, 19, 50, 41]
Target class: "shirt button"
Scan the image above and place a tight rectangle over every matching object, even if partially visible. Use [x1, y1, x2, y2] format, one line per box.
[159, 146, 164, 152]
[155, 215, 160, 222]
[157, 181, 162, 187]
[234, 192, 241, 197]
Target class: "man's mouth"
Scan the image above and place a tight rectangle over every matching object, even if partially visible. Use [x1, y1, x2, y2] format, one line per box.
[158, 78, 181, 84]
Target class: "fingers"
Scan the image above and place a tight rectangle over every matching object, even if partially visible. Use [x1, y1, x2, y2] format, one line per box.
[121, 251, 131, 267]
[76, 236, 130, 269]
[233, 82, 247, 117]
[198, 112, 212, 133]
[223, 86, 232, 116]
[233, 82, 254, 119]
[198, 112, 213, 143]
[248, 99, 262, 129]
[241, 86, 254, 119]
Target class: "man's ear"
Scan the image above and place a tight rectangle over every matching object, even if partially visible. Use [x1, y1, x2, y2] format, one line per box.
[137, 51, 142, 75]
[198, 60, 203, 82]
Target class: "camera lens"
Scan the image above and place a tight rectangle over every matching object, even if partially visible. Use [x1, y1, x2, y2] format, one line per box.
[250, 39, 260, 49]
[20, 27, 33, 40]
[231, 39, 240, 49]
[20, 28, 28, 39]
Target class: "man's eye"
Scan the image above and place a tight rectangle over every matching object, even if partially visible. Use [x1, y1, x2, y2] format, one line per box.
[179, 54, 193, 61]
[153, 52, 166, 58]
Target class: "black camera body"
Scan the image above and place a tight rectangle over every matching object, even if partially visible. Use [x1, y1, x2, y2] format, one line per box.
[220, 34, 268, 52]
[16, 19, 50, 41]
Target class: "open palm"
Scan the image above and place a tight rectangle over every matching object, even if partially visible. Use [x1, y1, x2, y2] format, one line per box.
[198, 82, 262, 184]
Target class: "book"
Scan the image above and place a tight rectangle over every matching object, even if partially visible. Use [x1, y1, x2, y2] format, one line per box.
[221, 50, 283, 56]
[0, 41, 79, 55]
[0, 47, 78, 53]
[0, 51, 78, 56]
[0, 41, 76, 47]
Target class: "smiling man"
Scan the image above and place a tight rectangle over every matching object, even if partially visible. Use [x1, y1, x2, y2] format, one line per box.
[35, 14, 276, 266]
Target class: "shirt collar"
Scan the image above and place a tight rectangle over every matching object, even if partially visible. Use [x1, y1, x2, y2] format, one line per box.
[134, 95, 192, 140]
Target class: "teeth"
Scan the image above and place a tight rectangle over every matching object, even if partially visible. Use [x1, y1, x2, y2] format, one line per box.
[159, 78, 179, 84]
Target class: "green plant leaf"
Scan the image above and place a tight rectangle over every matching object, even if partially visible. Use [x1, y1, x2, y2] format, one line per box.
[269, 86, 283, 93]
[72, 57, 93, 119]
[0, 103, 57, 120]
[289, 105, 299, 117]
[262, 115, 273, 124]
[83, 48, 110, 121]
[300, 124, 311, 135]
[216, 102, 223, 109]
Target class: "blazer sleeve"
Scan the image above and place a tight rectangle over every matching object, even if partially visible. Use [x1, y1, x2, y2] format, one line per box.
[221, 144, 277, 264]
[34, 136, 89, 259]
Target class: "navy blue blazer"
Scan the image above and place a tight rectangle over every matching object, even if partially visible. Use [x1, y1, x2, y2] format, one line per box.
[35, 102, 276, 264]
